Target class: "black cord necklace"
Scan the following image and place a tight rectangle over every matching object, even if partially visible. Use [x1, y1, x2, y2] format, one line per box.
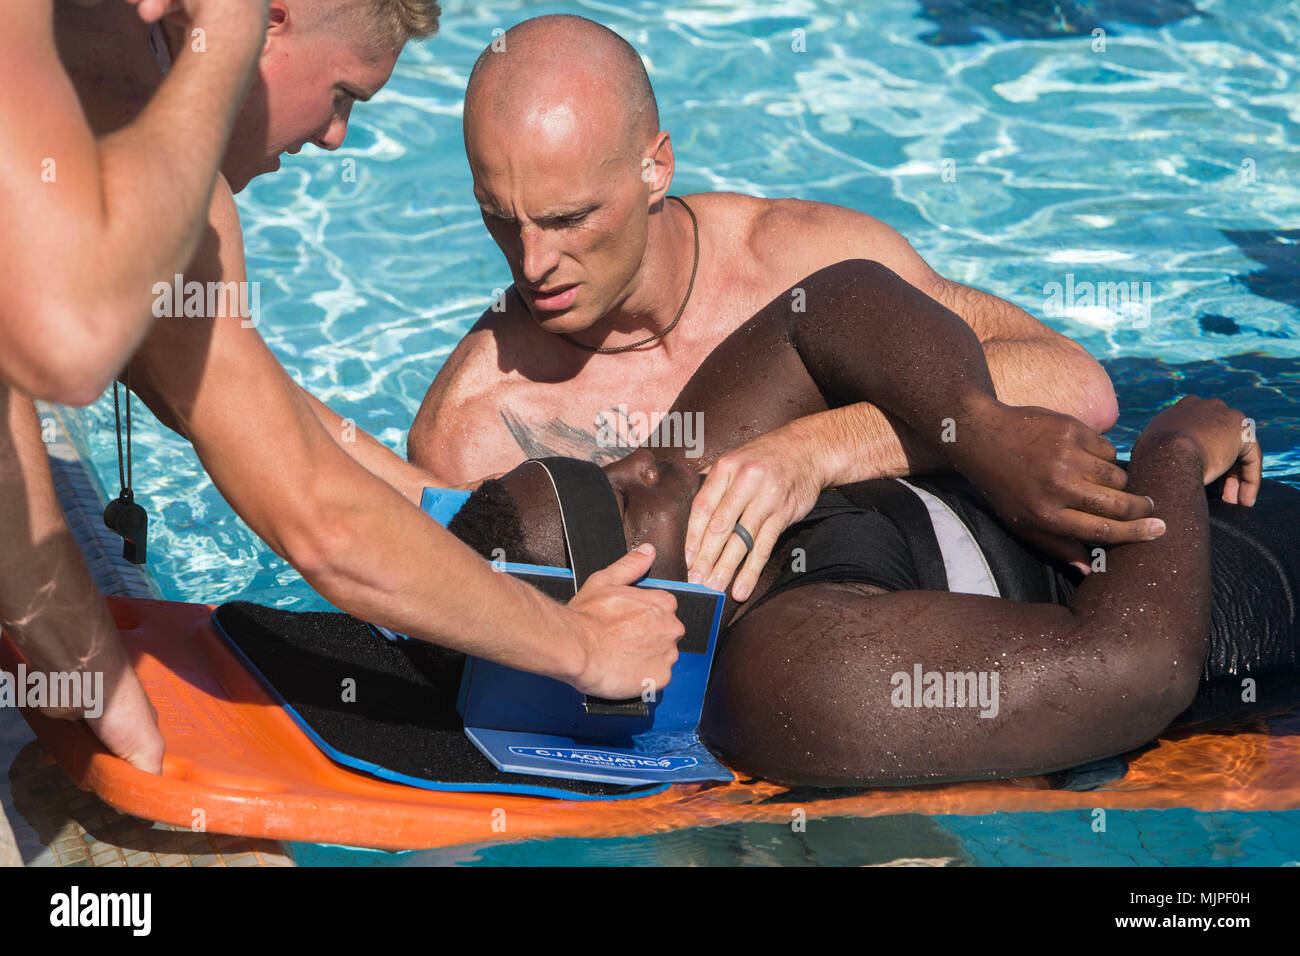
[562, 195, 699, 354]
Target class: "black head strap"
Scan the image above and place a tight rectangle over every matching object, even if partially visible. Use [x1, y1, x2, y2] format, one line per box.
[525, 457, 627, 593]
[524, 457, 649, 718]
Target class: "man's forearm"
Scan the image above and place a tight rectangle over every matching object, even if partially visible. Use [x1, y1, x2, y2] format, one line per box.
[1053, 432, 1211, 722]
[783, 403, 947, 488]
[814, 339, 1110, 487]
[793, 267, 1117, 487]
[129, 324, 587, 684]
[208, 400, 587, 682]
[138, 372, 445, 506]
[0, 387, 121, 669]
[783, 260, 1003, 487]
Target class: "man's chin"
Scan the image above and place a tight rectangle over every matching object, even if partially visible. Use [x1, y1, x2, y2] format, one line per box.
[221, 156, 277, 194]
[222, 167, 255, 194]
[524, 301, 594, 336]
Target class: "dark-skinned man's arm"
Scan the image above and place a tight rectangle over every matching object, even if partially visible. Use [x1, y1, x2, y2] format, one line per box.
[705, 396, 1252, 786]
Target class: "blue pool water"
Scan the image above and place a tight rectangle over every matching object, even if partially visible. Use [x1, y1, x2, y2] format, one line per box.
[288, 807, 1300, 866]
[69, 0, 1300, 864]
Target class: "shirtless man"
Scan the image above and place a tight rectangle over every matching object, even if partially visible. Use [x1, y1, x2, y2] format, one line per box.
[38, 1, 685, 709]
[408, 15, 1158, 605]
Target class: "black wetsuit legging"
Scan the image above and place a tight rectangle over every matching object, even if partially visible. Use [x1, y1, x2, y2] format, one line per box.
[744, 472, 1300, 729]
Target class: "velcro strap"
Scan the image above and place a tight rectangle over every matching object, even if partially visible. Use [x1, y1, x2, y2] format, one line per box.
[528, 458, 650, 718]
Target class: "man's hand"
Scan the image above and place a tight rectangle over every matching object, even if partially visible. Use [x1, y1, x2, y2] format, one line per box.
[948, 396, 1165, 571]
[563, 543, 685, 699]
[9, 602, 164, 775]
[684, 427, 827, 601]
[1135, 396, 1263, 504]
[0, 387, 164, 774]
[84, 672, 166, 775]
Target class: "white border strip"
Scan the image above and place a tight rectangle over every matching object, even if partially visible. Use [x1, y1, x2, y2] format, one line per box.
[896, 478, 1000, 597]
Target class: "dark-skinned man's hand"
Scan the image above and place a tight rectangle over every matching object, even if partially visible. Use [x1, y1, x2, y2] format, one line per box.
[945, 395, 1167, 573]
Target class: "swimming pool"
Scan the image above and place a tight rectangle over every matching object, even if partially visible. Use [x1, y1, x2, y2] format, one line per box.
[69, 0, 1300, 864]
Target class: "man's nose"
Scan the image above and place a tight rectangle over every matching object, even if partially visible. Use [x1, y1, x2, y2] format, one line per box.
[314, 113, 351, 152]
[520, 224, 560, 283]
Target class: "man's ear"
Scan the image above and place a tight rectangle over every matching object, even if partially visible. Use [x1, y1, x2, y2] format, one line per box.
[268, 1, 290, 33]
[643, 130, 675, 206]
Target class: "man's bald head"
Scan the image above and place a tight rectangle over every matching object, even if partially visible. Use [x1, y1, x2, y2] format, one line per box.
[462, 16, 677, 337]
[465, 15, 659, 150]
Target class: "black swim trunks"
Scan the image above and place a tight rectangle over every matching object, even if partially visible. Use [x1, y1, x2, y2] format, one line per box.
[749, 471, 1300, 727]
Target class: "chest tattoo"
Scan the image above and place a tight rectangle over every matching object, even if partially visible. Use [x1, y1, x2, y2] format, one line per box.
[499, 406, 638, 464]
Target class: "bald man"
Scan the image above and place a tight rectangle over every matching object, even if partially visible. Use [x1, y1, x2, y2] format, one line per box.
[406, 14, 1148, 605]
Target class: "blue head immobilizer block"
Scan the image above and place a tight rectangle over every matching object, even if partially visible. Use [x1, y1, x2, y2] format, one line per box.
[418, 483, 733, 788]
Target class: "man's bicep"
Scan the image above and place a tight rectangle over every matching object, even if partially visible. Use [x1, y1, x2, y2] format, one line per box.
[1, 2, 95, 165]
[812, 205, 1047, 342]
[864, 219, 1061, 343]
[932, 277, 1067, 344]
[0, 2, 104, 361]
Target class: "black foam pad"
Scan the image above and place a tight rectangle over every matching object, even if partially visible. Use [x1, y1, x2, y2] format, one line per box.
[213, 602, 651, 797]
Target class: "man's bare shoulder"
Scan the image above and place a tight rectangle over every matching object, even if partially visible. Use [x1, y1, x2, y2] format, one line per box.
[415, 315, 501, 406]
[678, 191, 769, 241]
[422, 320, 502, 407]
[677, 192, 892, 267]
[741, 196, 946, 293]
[407, 309, 519, 478]
[745, 197, 874, 247]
